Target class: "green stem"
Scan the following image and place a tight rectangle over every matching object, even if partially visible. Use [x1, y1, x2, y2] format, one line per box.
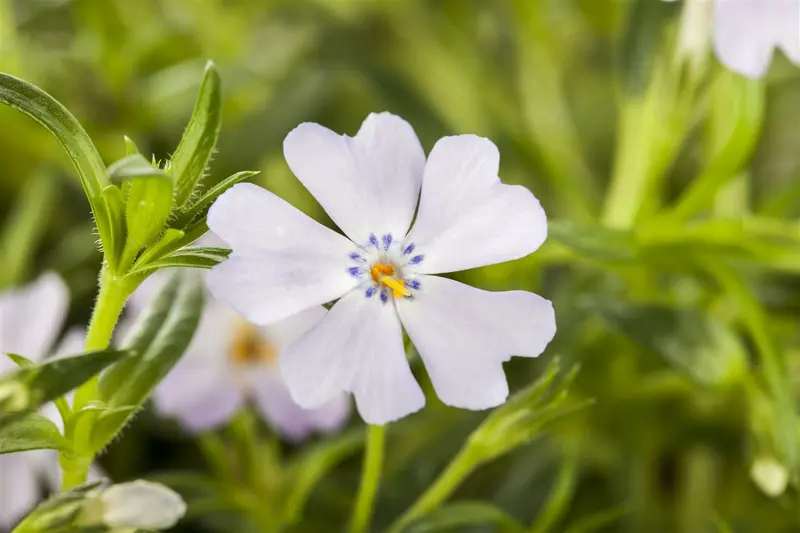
[349, 424, 386, 533]
[61, 265, 130, 489]
[388, 448, 478, 533]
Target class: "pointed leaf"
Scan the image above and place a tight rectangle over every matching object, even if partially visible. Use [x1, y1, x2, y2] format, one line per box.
[171, 61, 222, 207]
[97, 273, 204, 447]
[175, 170, 259, 228]
[0, 413, 70, 453]
[0, 73, 111, 245]
[401, 502, 525, 533]
[129, 246, 230, 275]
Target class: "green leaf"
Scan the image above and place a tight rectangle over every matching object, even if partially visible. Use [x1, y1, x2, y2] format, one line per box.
[618, 0, 678, 96]
[124, 135, 141, 156]
[549, 220, 637, 262]
[0, 413, 70, 453]
[175, 170, 259, 228]
[97, 272, 204, 446]
[170, 61, 222, 207]
[108, 154, 175, 268]
[0, 73, 111, 245]
[600, 304, 747, 386]
[5, 353, 34, 367]
[90, 405, 140, 451]
[284, 430, 364, 524]
[99, 184, 126, 269]
[401, 502, 525, 533]
[0, 172, 57, 290]
[670, 71, 765, 220]
[0, 350, 129, 428]
[129, 246, 231, 275]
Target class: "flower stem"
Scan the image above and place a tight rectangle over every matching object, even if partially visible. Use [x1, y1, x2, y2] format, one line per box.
[349, 424, 386, 533]
[388, 448, 478, 533]
[62, 265, 130, 489]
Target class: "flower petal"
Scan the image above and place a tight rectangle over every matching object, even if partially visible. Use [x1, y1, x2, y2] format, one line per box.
[0, 273, 69, 362]
[712, 0, 800, 78]
[281, 289, 425, 425]
[396, 275, 555, 410]
[207, 183, 359, 325]
[250, 369, 350, 441]
[283, 112, 425, 242]
[0, 454, 41, 529]
[100, 480, 186, 530]
[406, 135, 547, 274]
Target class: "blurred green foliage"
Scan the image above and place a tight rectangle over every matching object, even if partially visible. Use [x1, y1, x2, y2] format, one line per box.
[3, 0, 800, 532]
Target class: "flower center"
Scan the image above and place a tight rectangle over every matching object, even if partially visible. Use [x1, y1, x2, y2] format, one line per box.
[228, 321, 276, 367]
[370, 263, 411, 298]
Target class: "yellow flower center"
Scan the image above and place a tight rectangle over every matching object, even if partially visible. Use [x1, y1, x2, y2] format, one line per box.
[370, 263, 411, 298]
[228, 321, 276, 366]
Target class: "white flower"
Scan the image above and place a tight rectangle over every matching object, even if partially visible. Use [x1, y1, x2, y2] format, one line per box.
[0, 273, 69, 529]
[0, 275, 108, 531]
[205, 112, 556, 425]
[666, 0, 800, 78]
[131, 268, 351, 440]
[95, 480, 186, 530]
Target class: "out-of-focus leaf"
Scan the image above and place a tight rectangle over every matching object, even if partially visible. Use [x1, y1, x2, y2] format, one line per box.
[0, 73, 111, 244]
[171, 61, 222, 207]
[284, 429, 364, 524]
[618, 0, 678, 96]
[0, 171, 56, 289]
[549, 220, 637, 262]
[0, 413, 70, 453]
[600, 304, 747, 386]
[96, 272, 204, 449]
[671, 71, 765, 220]
[401, 502, 525, 533]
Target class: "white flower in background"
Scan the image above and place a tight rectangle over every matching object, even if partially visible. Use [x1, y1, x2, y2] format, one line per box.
[750, 455, 789, 497]
[0, 274, 69, 530]
[206, 112, 557, 425]
[666, 0, 800, 78]
[130, 267, 351, 441]
[0, 278, 106, 531]
[94, 480, 186, 530]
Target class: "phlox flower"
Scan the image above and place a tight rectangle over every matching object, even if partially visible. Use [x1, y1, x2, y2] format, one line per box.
[130, 265, 351, 441]
[666, 0, 800, 78]
[206, 112, 557, 426]
[0, 275, 82, 529]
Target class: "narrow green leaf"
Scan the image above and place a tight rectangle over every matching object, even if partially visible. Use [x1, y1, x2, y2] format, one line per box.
[600, 304, 747, 386]
[0, 172, 57, 290]
[128, 246, 231, 275]
[124, 135, 140, 156]
[108, 154, 175, 266]
[618, 0, 678, 96]
[133, 228, 186, 268]
[99, 184, 126, 269]
[5, 353, 34, 367]
[175, 170, 259, 228]
[0, 73, 111, 244]
[97, 273, 204, 445]
[284, 430, 364, 524]
[401, 502, 525, 533]
[0, 413, 70, 453]
[90, 405, 140, 451]
[171, 61, 222, 207]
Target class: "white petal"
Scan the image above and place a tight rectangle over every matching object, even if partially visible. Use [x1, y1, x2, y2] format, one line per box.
[251, 369, 351, 441]
[713, 0, 789, 78]
[0, 273, 69, 362]
[261, 306, 328, 352]
[396, 275, 555, 410]
[283, 113, 425, 242]
[55, 328, 87, 357]
[281, 289, 425, 425]
[100, 480, 186, 530]
[207, 183, 359, 325]
[406, 136, 547, 275]
[0, 454, 41, 529]
[774, 0, 800, 66]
